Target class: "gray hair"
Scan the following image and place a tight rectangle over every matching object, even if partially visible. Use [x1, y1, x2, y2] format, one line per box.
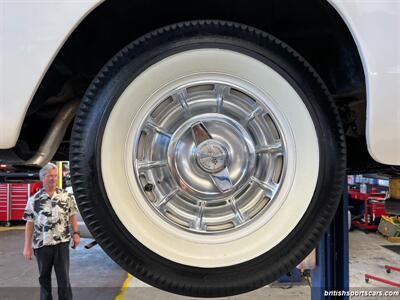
[39, 163, 58, 180]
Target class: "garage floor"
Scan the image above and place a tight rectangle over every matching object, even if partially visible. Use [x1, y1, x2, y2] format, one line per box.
[0, 227, 126, 300]
[349, 230, 400, 287]
[0, 226, 399, 299]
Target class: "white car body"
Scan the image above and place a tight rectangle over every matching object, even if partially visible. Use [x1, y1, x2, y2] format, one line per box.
[0, 0, 399, 165]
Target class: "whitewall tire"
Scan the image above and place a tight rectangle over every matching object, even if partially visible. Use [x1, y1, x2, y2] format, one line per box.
[70, 20, 345, 297]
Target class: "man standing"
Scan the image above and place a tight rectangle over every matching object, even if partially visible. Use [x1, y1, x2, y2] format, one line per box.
[23, 163, 80, 300]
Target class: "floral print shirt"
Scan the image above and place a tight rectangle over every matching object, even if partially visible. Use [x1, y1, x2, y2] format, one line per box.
[23, 187, 78, 249]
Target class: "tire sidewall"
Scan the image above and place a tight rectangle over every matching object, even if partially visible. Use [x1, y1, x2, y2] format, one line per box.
[71, 21, 345, 296]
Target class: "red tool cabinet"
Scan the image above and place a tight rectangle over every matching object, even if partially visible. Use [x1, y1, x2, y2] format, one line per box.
[349, 189, 386, 231]
[0, 184, 8, 222]
[0, 183, 41, 223]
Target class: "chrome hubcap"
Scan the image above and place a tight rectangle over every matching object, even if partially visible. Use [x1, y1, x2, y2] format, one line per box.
[134, 81, 287, 234]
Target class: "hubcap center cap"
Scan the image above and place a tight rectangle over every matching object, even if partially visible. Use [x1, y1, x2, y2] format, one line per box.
[196, 140, 228, 173]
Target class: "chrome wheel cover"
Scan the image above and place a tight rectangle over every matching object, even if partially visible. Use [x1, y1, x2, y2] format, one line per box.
[134, 81, 287, 234]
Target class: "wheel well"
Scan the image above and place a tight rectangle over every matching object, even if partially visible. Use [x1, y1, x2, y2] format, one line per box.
[18, 0, 369, 169]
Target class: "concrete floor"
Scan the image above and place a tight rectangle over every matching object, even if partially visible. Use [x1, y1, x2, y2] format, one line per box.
[0, 228, 126, 300]
[0, 226, 399, 299]
[349, 230, 400, 287]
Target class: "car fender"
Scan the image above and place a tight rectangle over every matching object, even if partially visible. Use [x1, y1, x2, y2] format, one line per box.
[328, 0, 400, 165]
[0, 0, 104, 148]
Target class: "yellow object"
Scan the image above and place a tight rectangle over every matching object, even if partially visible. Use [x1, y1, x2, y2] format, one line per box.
[115, 273, 133, 300]
[389, 178, 400, 199]
[388, 236, 400, 243]
[0, 226, 25, 232]
[378, 215, 400, 238]
[57, 161, 63, 189]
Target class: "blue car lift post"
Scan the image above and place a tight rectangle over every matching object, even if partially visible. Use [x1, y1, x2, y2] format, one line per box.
[311, 187, 350, 300]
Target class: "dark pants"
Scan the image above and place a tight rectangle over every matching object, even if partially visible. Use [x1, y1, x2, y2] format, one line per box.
[34, 242, 72, 300]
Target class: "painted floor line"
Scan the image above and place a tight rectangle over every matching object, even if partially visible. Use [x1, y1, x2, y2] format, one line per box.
[115, 273, 133, 300]
[0, 226, 25, 232]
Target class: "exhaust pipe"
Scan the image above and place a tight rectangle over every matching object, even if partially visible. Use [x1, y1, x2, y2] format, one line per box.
[25, 98, 80, 167]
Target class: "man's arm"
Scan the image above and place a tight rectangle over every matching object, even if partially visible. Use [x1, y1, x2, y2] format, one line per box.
[70, 214, 80, 249]
[23, 221, 34, 260]
[70, 214, 78, 233]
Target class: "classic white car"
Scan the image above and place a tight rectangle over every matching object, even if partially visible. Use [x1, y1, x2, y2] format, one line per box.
[1, 0, 399, 297]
